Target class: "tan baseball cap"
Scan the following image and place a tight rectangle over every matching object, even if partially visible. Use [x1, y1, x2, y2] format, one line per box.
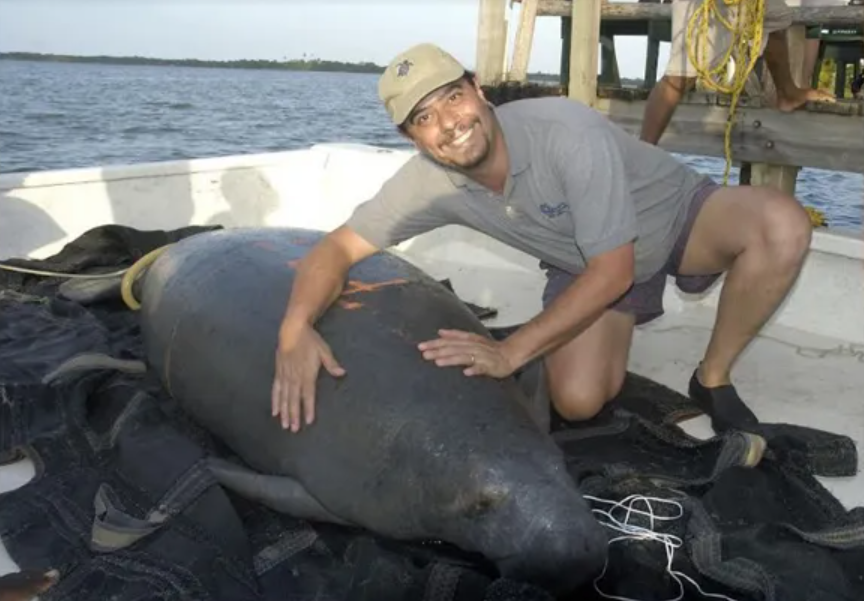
[378, 43, 467, 125]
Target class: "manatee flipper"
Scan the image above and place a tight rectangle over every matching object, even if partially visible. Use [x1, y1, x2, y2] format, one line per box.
[58, 275, 125, 304]
[515, 358, 551, 434]
[206, 457, 352, 526]
[42, 353, 147, 384]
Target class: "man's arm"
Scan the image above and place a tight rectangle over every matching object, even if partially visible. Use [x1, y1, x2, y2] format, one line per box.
[499, 243, 634, 370]
[499, 125, 637, 370]
[273, 225, 376, 431]
[279, 225, 378, 336]
[274, 156, 454, 430]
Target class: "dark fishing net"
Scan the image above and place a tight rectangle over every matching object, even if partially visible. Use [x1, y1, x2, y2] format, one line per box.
[0, 224, 861, 601]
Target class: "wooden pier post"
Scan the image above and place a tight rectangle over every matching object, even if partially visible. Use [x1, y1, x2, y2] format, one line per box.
[644, 21, 662, 88]
[476, 0, 509, 85]
[568, 0, 603, 105]
[509, 0, 539, 82]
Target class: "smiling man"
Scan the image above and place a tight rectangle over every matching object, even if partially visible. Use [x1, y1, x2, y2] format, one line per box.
[271, 43, 813, 437]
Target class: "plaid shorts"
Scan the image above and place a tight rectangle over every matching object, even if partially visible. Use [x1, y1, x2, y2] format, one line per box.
[541, 177, 722, 326]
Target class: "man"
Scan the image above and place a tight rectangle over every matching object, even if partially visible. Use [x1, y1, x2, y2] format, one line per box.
[641, 0, 835, 145]
[271, 43, 813, 436]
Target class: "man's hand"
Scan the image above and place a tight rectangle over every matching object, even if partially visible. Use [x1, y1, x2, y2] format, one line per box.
[272, 322, 345, 432]
[417, 329, 517, 378]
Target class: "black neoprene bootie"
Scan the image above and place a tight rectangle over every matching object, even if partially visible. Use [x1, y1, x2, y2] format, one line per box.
[688, 367, 759, 433]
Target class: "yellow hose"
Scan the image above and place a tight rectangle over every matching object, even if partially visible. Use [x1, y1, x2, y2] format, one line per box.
[685, 0, 766, 185]
[120, 245, 171, 311]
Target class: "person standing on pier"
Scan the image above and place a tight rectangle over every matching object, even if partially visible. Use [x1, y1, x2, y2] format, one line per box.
[640, 0, 836, 145]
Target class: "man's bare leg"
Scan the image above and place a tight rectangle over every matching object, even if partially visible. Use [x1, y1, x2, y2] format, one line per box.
[640, 75, 696, 145]
[763, 29, 835, 111]
[677, 184, 812, 430]
[544, 309, 635, 422]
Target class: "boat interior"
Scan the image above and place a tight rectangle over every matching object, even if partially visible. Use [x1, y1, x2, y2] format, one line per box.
[1, 142, 862, 587]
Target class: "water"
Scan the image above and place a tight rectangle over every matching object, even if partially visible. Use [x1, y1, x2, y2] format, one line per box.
[1, 59, 861, 230]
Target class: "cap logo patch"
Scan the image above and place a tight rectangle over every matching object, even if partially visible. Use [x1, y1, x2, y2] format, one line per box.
[395, 59, 413, 78]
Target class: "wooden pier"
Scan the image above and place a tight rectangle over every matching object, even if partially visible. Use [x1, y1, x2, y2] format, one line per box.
[475, 0, 864, 201]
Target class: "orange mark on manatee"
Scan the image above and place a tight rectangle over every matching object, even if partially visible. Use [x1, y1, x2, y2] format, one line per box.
[286, 259, 301, 269]
[341, 278, 407, 296]
[335, 278, 407, 311]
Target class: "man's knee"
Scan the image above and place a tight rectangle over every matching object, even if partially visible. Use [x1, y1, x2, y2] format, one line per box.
[548, 370, 625, 422]
[754, 189, 813, 267]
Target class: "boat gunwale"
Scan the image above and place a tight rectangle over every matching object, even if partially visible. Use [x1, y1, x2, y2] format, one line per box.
[1, 143, 861, 262]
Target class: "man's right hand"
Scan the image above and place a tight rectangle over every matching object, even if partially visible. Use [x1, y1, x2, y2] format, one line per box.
[272, 322, 345, 432]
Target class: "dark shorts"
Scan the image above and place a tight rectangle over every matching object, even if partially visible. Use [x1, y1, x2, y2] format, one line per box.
[542, 177, 722, 326]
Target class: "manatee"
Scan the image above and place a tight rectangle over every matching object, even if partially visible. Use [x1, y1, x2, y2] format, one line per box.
[136, 227, 608, 595]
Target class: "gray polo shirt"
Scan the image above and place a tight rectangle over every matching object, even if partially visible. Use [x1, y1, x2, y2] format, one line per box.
[345, 96, 707, 283]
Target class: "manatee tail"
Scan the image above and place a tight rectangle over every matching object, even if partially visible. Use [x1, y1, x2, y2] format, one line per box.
[206, 457, 352, 526]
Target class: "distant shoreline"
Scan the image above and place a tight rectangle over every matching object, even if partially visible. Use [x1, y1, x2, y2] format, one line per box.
[0, 51, 566, 82]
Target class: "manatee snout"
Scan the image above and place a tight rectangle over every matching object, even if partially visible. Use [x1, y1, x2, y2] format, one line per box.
[455, 464, 608, 595]
[491, 500, 609, 596]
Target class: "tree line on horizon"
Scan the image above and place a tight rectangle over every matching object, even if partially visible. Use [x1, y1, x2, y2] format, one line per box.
[2, 50, 852, 95]
[1, 51, 642, 87]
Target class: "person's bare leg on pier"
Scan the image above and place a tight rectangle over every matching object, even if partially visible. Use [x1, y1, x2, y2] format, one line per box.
[763, 29, 835, 112]
[640, 0, 834, 146]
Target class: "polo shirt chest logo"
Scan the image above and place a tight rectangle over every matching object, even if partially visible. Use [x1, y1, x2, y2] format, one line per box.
[539, 202, 570, 219]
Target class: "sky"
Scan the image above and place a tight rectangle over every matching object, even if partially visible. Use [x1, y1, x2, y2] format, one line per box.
[0, 0, 670, 79]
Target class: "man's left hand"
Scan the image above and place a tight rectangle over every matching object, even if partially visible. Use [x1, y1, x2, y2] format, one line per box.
[417, 329, 517, 378]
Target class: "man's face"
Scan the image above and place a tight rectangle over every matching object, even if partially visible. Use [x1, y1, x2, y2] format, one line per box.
[402, 77, 496, 171]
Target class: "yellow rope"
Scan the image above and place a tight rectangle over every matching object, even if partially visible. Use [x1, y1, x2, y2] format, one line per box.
[120, 245, 171, 311]
[685, 0, 766, 185]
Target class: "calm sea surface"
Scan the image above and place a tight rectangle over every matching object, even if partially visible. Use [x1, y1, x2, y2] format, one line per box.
[1, 59, 861, 231]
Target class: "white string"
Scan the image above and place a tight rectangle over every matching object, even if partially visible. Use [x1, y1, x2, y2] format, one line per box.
[583, 493, 739, 601]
